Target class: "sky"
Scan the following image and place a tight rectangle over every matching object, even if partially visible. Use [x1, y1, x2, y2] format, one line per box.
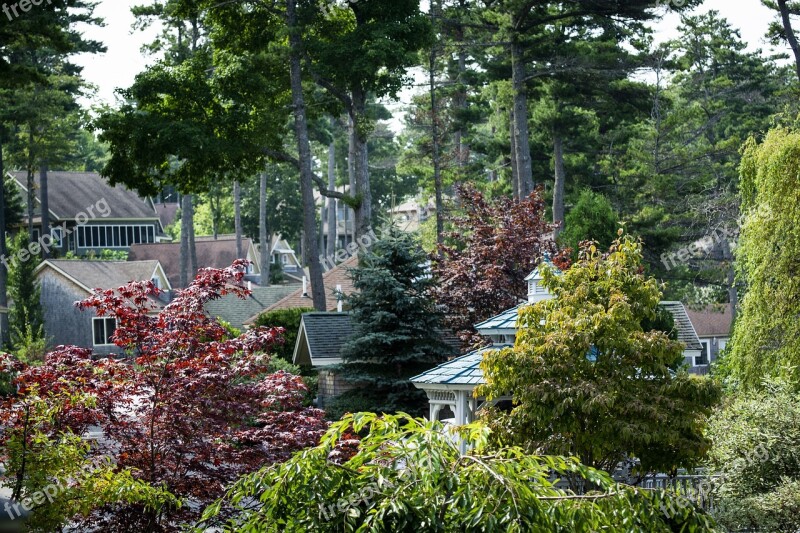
[74, 0, 779, 110]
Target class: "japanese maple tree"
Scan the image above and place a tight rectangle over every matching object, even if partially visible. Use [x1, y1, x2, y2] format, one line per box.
[432, 184, 566, 346]
[1, 261, 328, 531]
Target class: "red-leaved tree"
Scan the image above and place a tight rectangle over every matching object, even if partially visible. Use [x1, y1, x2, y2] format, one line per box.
[2, 261, 328, 531]
[432, 185, 569, 347]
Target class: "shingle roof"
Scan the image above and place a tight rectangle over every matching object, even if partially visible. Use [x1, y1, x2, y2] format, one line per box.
[250, 255, 358, 318]
[411, 346, 510, 386]
[474, 305, 523, 333]
[685, 304, 734, 338]
[9, 171, 159, 222]
[38, 260, 162, 293]
[129, 237, 255, 288]
[155, 203, 179, 229]
[204, 286, 299, 330]
[301, 312, 353, 361]
[660, 301, 703, 351]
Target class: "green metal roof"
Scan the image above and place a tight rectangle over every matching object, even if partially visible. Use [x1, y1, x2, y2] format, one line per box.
[474, 305, 523, 333]
[411, 345, 511, 386]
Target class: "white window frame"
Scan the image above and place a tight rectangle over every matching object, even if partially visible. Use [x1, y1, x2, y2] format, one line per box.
[695, 341, 710, 366]
[92, 317, 117, 347]
[50, 227, 64, 246]
[77, 224, 157, 249]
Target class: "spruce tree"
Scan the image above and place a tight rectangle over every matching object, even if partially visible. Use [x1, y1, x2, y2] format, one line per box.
[332, 228, 450, 418]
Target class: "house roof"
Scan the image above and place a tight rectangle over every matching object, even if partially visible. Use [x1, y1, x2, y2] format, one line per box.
[204, 285, 299, 330]
[685, 304, 734, 338]
[36, 259, 168, 295]
[155, 203, 179, 229]
[249, 255, 358, 319]
[8, 171, 159, 222]
[128, 237, 257, 288]
[660, 301, 703, 351]
[293, 312, 353, 366]
[411, 345, 510, 387]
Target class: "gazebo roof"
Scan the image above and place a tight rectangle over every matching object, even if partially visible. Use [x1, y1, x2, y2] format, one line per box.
[474, 305, 523, 333]
[411, 345, 511, 387]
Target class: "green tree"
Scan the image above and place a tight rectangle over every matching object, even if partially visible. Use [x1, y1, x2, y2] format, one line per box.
[478, 235, 721, 477]
[197, 413, 717, 532]
[707, 379, 800, 532]
[253, 308, 315, 364]
[558, 189, 618, 255]
[8, 232, 45, 360]
[728, 125, 800, 387]
[332, 228, 450, 418]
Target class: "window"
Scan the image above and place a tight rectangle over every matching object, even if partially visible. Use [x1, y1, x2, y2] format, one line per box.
[92, 317, 117, 346]
[696, 342, 710, 366]
[77, 224, 157, 249]
[271, 254, 277, 264]
[50, 227, 63, 246]
[281, 254, 289, 265]
[151, 276, 161, 290]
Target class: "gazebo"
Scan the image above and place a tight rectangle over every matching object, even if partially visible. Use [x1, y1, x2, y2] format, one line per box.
[411, 264, 703, 430]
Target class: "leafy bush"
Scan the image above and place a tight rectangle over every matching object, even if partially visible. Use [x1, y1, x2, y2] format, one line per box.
[707, 379, 800, 532]
[558, 189, 618, 255]
[198, 413, 717, 532]
[253, 307, 314, 363]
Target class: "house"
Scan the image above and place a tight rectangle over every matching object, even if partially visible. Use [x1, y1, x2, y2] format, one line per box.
[266, 235, 302, 278]
[244, 255, 358, 323]
[292, 312, 356, 407]
[391, 196, 437, 233]
[7, 171, 169, 256]
[685, 304, 734, 371]
[411, 265, 706, 429]
[155, 202, 180, 230]
[204, 285, 299, 331]
[35, 259, 171, 356]
[129, 236, 260, 288]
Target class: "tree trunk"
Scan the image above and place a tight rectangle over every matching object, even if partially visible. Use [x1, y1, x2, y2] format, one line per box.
[510, 108, 520, 201]
[552, 135, 566, 236]
[39, 163, 49, 258]
[350, 87, 372, 239]
[348, 116, 357, 247]
[288, 0, 326, 311]
[180, 194, 190, 288]
[259, 172, 271, 287]
[430, 39, 444, 246]
[778, 0, 800, 83]
[327, 121, 337, 258]
[511, 39, 533, 196]
[234, 179, 243, 259]
[0, 134, 9, 347]
[188, 194, 197, 281]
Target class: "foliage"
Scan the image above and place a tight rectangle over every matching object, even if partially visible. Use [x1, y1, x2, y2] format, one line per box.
[8, 232, 45, 357]
[558, 189, 619, 255]
[337, 227, 451, 417]
[2, 175, 24, 232]
[0, 380, 177, 532]
[729, 125, 800, 387]
[431, 184, 564, 346]
[253, 307, 315, 364]
[1, 262, 328, 530]
[478, 235, 721, 477]
[64, 249, 129, 261]
[707, 379, 800, 532]
[197, 412, 717, 532]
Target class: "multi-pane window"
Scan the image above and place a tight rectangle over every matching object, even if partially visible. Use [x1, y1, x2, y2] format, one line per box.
[92, 317, 117, 346]
[77, 225, 156, 249]
[696, 342, 710, 366]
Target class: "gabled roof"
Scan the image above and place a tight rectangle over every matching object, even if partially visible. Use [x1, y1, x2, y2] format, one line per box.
[204, 285, 299, 330]
[129, 237, 258, 288]
[660, 301, 703, 351]
[249, 255, 358, 319]
[411, 345, 511, 388]
[8, 171, 159, 222]
[293, 312, 353, 366]
[155, 203, 179, 229]
[685, 304, 734, 338]
[35, 259, 170, 295]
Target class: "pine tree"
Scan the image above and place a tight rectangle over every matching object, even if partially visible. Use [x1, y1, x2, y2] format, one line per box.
[331, 228, 450, 418]
[8, 232, 45, 361]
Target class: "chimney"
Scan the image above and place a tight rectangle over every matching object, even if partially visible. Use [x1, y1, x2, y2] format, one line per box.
[336, 284, 343, 313]
[248, 281, 252, 291]
[302, 276, 308, 297]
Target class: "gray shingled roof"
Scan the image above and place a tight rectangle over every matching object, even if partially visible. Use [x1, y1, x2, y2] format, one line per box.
[41, 260, 162, 292]
[9, 171, 159, 222]
[660, 301, 703, 350]
[411, 346, 510, 386]
[302, 313, 353, 361]
[205, 286, 298, 330]
[475, 305, 523, 333]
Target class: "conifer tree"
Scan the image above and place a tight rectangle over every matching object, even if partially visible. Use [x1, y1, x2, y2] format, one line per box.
[8, 232, 45, 360]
